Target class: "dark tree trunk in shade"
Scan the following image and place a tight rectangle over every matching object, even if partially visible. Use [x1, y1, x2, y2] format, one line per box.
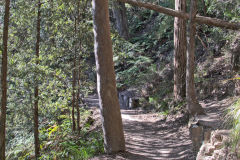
[92, 0, 126, 154]
[112, 1, 130, 40]
[75, 11, 81, 132]
[174, 0, 187, 102]
[72, 54, 76, 132]
[34, 0, 41, 158]
[76, 63, 81, 132]
[0, 0, 10, 159]
[186, 0, 205, 116]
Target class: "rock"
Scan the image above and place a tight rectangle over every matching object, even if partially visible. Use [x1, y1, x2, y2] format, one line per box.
[214, 142, 223, 150]
[196, 130, 232, 160]
[189, 124, 203, 152]
[197, 143, 210, 160]
[118, 89, 138, 109]
[204, 130, 212, 143]
[205, 146, 215, 156]
[129, 98, 139, 109]
[212, 150, 220, 159]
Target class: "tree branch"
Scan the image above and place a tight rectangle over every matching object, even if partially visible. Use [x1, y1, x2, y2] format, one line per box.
[118, 0, 240, 30]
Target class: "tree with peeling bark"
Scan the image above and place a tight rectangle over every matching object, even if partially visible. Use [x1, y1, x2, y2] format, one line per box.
[174, 0, 187, 102]
[92, 0, 126, 154]
[34, 0, 41, 157]
[112, 0, 130, 40]
[0, 0, 10, 159]
[186, 0, 205, 115]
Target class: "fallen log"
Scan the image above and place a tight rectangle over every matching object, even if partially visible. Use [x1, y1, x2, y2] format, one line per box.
[118, 0, 240, 30]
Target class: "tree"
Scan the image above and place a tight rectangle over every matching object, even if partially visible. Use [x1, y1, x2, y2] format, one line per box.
[76, 3, 81, 132]
[76, 54, 81, 132]
[174, 0, 187, 102]
[34, 0, 41, 157]
[112, 0, 130, 40]
[92, 0, 125, 154]
[71, 48, 76, 132]
[186, 0, 205, 115]
[0, 0, 11, 159]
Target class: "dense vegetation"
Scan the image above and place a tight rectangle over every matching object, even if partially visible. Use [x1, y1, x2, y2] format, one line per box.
[0, 0, 239, 159]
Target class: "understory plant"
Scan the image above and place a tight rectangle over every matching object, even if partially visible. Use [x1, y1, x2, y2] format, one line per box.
[226, 99, 240, 154]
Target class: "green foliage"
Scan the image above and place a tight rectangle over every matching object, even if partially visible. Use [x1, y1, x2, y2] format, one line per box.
[226, 99, 240, 150]
[200, 0, 240, 54]
[206, 0, 240, 21]
[38, 118, 104, 160]
[116, 55, 153, 87]
[3, 0, 240, 158]
[4, 0, 99, 158]
[7, 109, 104, 160]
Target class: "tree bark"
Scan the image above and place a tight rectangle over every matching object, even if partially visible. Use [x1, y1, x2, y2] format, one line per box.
[92, 0, 125, 154]
[72, 54, 76, 132]
[0, 0, 10, 159]
[186, 0, 205, 116]
[75, 11, 81, 132]
[112, 1, 130, 40]
[118, 0, 240, 30]
[34, 0, 41, 158]
[174, 0, 187, 101]
[76, 57, 81, 132]
[201, 0, 207, 16]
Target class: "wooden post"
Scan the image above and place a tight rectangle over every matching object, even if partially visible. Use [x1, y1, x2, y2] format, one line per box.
[186, 0, 205, 115]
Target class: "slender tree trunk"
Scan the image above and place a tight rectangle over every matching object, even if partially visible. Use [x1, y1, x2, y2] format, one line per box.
[201, 0, 207, 16]
[34, 0, 41, 158]
[76, 65, 81, 132]
[72, 54, 76, 132]
[174, 0, 187, 102]
[75, 13, 81, 132]
[186, 0, 205, 116]
[112, 1, 130, 40]
[92, 0, 125, 154]
[0, 0, 10, 159]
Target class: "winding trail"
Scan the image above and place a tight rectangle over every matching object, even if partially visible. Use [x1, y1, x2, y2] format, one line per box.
[119, 110, 195, 160]
[87, 96, 233, 160]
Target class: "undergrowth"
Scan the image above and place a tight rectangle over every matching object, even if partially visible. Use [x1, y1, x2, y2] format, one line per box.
[6, 109, 104, 160]
[226, 99, 240, 151]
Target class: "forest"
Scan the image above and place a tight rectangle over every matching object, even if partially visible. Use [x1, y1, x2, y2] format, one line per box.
[0, 0, 240, 159]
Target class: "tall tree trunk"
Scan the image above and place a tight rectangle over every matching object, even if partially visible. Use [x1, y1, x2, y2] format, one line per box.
[34, 0, 41, 158]
[72, 54, 76, 132]
[76, 59, 81, 132]
[0, 0, 10, 159]
[112, 1, 130, 40]
[186, 0, 205, 116]
[75, 12, 81, 132]
[92, 0, 125, 154]
[174, 0, 187, 102]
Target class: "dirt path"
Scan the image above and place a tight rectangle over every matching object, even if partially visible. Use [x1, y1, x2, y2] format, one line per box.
[88, 96, 235, 160]
[91, 109, 195, 160]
